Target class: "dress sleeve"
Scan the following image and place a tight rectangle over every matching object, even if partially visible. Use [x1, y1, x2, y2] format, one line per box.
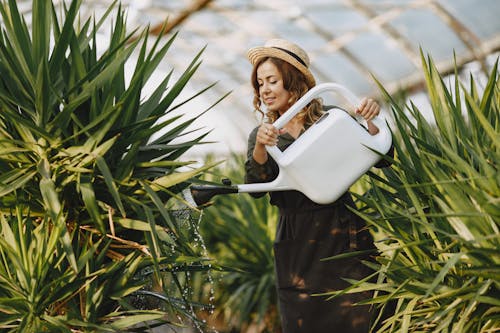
[244, 126, 278, 197]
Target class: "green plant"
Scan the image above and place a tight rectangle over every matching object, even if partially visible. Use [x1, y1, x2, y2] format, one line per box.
[328, 54, 500, 332]
[198, 154, 281, 332]
[0, 0, 222, 331]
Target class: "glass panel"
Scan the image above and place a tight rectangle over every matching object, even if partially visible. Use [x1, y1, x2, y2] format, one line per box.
[344, 32, 416, 83]
[151, 0, 192, 11]
[272, 23, 327, 51]
[209, 0, 251, 9]
[439, 0, 500, 39]
[388, 9, 467, 62]
[188, 11, 237, 35]
[359, 0, 416, 4]
[299, 0, 345, 4]
[313, 53, 374, 97]
[306, 6, 368, 35]
[254, 0, 345, 6]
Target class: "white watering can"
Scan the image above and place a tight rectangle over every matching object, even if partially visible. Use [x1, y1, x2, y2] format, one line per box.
[190, 82, 392, 206]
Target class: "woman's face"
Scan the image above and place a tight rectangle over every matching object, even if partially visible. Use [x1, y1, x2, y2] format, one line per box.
[256, 59, 292, 115]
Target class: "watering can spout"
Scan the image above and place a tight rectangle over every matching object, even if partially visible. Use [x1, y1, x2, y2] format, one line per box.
[190, 183, 238, 206]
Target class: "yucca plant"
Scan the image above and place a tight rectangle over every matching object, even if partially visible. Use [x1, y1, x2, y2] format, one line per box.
[197, 154, 281, 332]
[0, 0, 222, 331]
[327, 54, 499, 332]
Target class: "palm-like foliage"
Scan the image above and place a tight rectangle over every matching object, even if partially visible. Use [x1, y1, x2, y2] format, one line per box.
[328, 55, 500, 332]
[198, 155, 280, 332]
[0, 0, 221, 331]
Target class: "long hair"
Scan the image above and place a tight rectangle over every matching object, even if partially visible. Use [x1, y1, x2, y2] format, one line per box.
[250, 57, 323, 125]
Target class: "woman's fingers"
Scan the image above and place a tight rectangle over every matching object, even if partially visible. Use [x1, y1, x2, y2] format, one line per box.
[356, 97, 367, 113]
[356, 98, 380, 121]
[365, 101, 380, 121]
[257, 124, 278, 145]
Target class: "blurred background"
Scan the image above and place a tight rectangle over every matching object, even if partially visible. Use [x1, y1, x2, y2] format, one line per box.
[17, 0, 500, 157]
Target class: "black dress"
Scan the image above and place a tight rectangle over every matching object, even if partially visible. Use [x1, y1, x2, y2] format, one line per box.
[244, 119, 390, 333]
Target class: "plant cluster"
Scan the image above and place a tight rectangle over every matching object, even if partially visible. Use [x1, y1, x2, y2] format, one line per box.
[331, 54, 500, 332]
[0, 0, 222, 331]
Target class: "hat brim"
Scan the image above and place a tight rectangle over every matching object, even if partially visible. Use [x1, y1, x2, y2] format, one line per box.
[247, 46, 316, 87]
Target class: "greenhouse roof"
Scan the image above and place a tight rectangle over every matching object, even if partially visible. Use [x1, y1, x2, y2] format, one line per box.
[16, 0, 500, 156]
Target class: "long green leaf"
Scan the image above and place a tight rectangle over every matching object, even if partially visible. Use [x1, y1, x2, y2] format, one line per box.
[95, 156, 125, 217]
[79, 175, 105, 233]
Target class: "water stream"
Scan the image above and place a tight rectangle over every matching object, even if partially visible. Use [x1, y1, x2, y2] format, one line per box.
[178, 188, 218, 332]
[132, 189, 219, 333]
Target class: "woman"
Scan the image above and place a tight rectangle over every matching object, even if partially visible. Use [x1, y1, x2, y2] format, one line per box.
[244, 39, 390, 332]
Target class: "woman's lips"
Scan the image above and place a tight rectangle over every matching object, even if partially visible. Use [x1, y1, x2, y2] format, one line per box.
[264, 98, 274, 105]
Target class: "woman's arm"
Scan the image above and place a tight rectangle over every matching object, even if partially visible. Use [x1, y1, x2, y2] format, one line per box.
[244, 127, 279, 197]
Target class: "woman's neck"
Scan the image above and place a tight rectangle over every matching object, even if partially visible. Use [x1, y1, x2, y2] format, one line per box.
[283, 116, 305, 139]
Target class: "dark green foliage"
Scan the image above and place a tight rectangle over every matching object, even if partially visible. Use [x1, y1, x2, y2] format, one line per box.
[0, 0, 222, 331]
[328, 55, 500, 332]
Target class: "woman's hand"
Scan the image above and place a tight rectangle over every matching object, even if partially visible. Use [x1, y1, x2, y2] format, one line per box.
[256, 123, 279, 146]
[253, 123, 279, 164]
[356, 98, 381, 135]
[355, 97, 380, 121]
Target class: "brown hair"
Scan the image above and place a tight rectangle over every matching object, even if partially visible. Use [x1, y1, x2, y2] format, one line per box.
[251, 57, 323, 125]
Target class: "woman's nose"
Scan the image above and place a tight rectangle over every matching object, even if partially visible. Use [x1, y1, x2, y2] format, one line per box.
[261, 82, 271, 94]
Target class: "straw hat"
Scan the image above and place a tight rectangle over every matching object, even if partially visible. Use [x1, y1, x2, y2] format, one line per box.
[247, 39, 316, 87]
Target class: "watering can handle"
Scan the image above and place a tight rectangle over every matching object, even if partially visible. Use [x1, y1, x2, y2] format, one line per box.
[266, 82, 387, 161]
